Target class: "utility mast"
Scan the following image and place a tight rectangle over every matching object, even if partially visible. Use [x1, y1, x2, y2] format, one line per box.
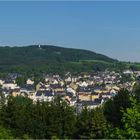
[38, 44, 42, 49]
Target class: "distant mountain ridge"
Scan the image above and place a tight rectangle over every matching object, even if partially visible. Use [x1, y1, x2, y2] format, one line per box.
[0, 45, 117, 73]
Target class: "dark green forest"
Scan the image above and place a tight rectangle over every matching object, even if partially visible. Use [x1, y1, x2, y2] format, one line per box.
[0, 45, 118, 74]
[0, 86, 140, 139]
[0, 45, 140, 75]
[0, 45, 115, 66]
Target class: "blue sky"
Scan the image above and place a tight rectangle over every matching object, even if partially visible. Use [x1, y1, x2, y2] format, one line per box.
[0, 1, 140, 62]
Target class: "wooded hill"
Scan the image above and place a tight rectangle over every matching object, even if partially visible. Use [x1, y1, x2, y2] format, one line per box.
[0, 45, 139, 74]
[0, 45, 115, 65]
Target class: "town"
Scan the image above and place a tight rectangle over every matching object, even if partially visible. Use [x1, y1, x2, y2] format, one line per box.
[0, 69, 139, 111]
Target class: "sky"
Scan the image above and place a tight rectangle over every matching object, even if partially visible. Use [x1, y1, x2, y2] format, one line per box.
[0, 1, 140, 62]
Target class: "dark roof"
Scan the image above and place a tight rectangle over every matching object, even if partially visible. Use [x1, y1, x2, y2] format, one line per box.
[4, 79, 14, 84]
[36, 91, 42, 96]
[44, 91, 53, 96]
[2, 89, 12, 94]
[50, 84, 63, 89]
[66, 92, 73, 98]
[36, 90, 53, 96]
[87, 85, 94, 90]
[54, 91, 66, 96]
[0, 78, 5, 81]
[79, 87, 91, 93]
[94, 98, 102, 104]
[20, 84, 35, 91]
[7, 73, 22, 80]
[93, 86, 102, 91]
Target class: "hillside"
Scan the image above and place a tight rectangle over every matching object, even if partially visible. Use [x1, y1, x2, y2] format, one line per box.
[0, 45, 119, 73]
[0, 45, 115, 65]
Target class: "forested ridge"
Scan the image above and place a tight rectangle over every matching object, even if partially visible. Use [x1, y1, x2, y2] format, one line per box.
[0, 45, 117, 73]
[0, 45, 115, 65]
[0, 45, 140, 75]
